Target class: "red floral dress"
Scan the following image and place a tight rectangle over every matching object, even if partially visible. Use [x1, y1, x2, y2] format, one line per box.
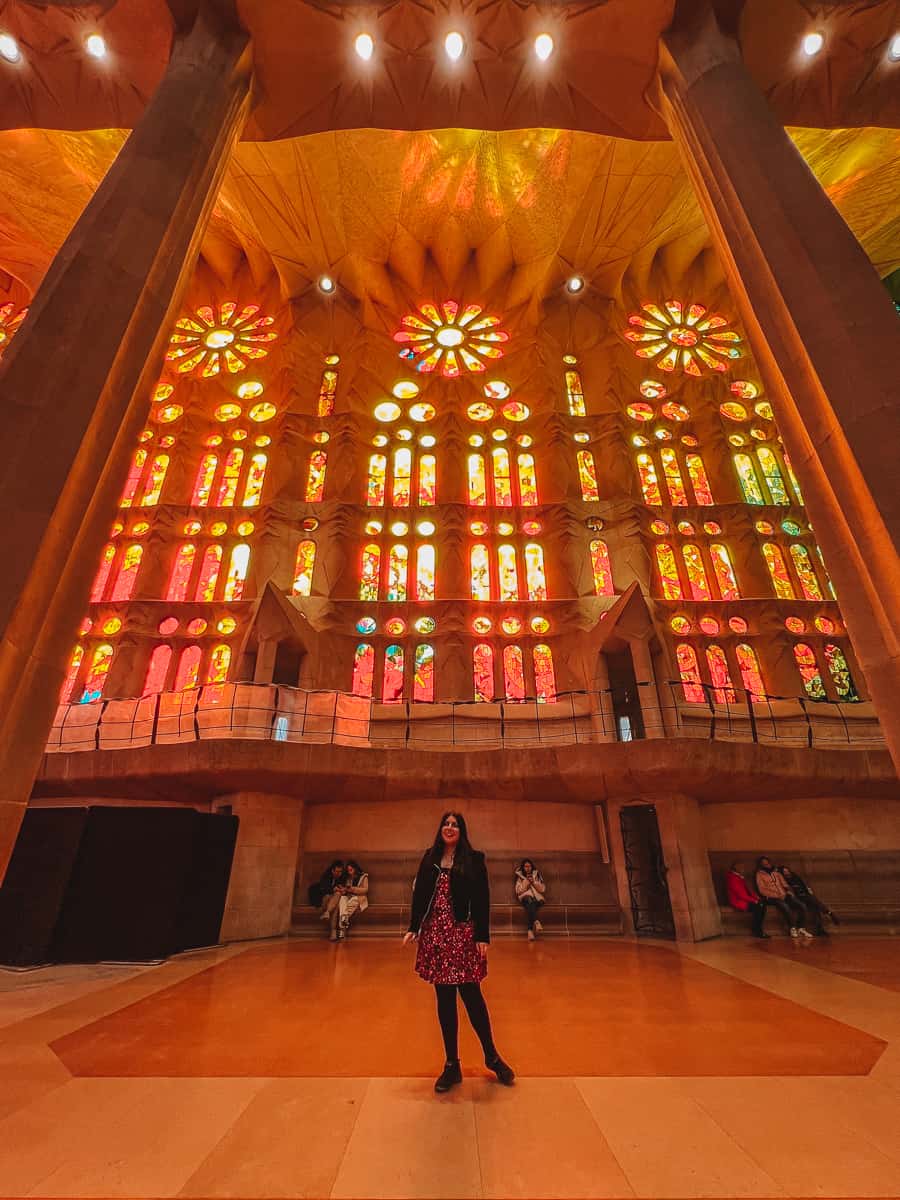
[415, 869, 487, 985]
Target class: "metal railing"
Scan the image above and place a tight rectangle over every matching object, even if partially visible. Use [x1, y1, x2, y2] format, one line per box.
[43, 680, 884, 756]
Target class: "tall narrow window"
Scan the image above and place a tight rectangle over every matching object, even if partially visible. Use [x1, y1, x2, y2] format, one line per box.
[359, 544, 380, 601]
[80, 644, 113, 703]
[636, 454, 662, 505]
[492, 447, 512, 507]
[191, 453, 217, 506]
[242, 453, 267, 506]
[590, 539, 614, 596]
[167, 543, 196, 602]
[418, 454, 436, 506]
[195, 545, 222, 601]
[762, 543, 794, 599]
[305, 451, 327, 503]
[789, 545, 823, 600]
[111, 543, 143, 601]
[415, 544, 436, 601]
[60, 646, 84, 704]
[524, 543, 547, 601]
[224, 544, 250, 601]
[706, 644, 735, 704]
[387, 544, 408, 601]
[140, 454, 169, 506]
[682, 544, 711, 601]
[143, 645, 172, 696]
[685, 453, 714, 505]
[734, 453, 764, 504]
[565, 368, 586, 416]
[468, 453, 486, 506]
[783, 453, 804, 503]
[735, 643, 765, 702]
[91, 544, 117, 602]
[655, 543, 683, 600]
[414, 644, 435, 702]
[676, 643, 705, 703]
[174, 645, 202, 691]
[517, 453, 539, 506]
[318, 367, 338, 417]
[533, 644, 556, 703]
[661, 448, 687, 506]
[709, 544, 740, 601]
[498, 544, 519, 602]
[206, 644, 231, 684]
[503, 645, 525, 702]
[473, 643, 494, 701]
[392, 448, 412, 506]
[824, 644, 859, 702]
[217, 449, 243, 506]
[471, 545, 491, 600]
[382, 644, 404, 702]
[292, 540, 316, 596]
[756, 448, 789, 505]
[815, 545, 837, 599]
[367, 454, 386, 506]
[793, 643, 826, 699]
[352, 643, 375, 698]
[120, 449, 147, 508]
[577, 450, 599, 502]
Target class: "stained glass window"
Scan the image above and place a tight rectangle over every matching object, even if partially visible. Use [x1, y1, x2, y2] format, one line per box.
[590, 539, 614, 596]
[577, 450, 600, 502]
[661, 448, 687, 506]
[60, 645, 84, 704]
[793, 643, 826, 700]
[789, 544, 823, 600]
[503, 645, 525, 702]
[305, 451, 327, 503]
[195, 545, 222, 601]
[91, 543, 117, 602]
[192, 453, 217, 506]
[492, 447, 513, 507]
[709, 543, 740, 601]
[392, 448, 412, 507]
[655, 543, 683, 600]
[292, 540, 316, 596]
[111, 543, 143, 601]
[468, 454, 487, 506]
[756, 448, 789, 505]
[318, 368, 338, 417]
[207, 644, 231, 684]
[706, 644, 736, 704]
[676, 643, 705, 703]
[824, 643, 859, 702]
[565, 369, 586, 417]
[783, 453, 804, 503]
[734, 453, 764, 504]
[636, 454, 662, 505]
[224, 543, 250, 601]
[242, 453, 267, 506]
[533, 644, 556, 703]
[418, 454, 436, 506]
[143, 645, 172, 696]
[471, 544, 491, 600]
[682, 544, 711, 601]
[816, 545, 837, 599]
[416, 544, 435, 601]
[167, 543, 196, 602]
[367, 454, 387, 506]
[80, 643, 113, 703]
[524, 542, 547, 602]
[414, 644, 435, 702]
[387, 544, 408, 601]
[685, 453, 714, 505]
[382, 643, 404, 702]
[498, 544, 519, 602]
[217, 449, 243, 506]
[120, 449, 147, 508]
[735, 643, 765, 702]
[141, 454, 169, 506]
[474, 643, 494, 701]
[762, 543, 794, 599]
[517, 454, 538, 506]
[359, 544, 381, 601]
[174, 645, 202, 691]
[352, 643, 375, 698]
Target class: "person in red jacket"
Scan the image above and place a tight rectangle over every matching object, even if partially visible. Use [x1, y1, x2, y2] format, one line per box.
[726, 861, 769, 938]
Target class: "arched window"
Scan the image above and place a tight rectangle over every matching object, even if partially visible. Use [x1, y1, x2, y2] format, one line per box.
[756, 448, 789, 505]
[367, 454, 386, 506]
[206, 644, 231, 684]
[789, 545, 823, 600]
[418, 454, 436, 506]
[292, 540, 316, 596]
[167, 543, 196, 602]
[636, 454, 662, 505]
[359, 544, 380, 601]
[793, 643, 826, 700]
[80, 643, 113, 703]
[470, 545, 491, 600]
[473, 643, 494, 702]
[351, 643, 374, 698]
[565, 368, 585, 416]
[305, 451, 327, 503]
[140, 454, 169, 506]
[762, 543, 794, 599]
[386, 544, 408, 601]
[382, 643, 404, 702]
[174, 645, 202, 692]
[709, 544, 740, 601]
[414, 644, 435, 702]
[120, 449, 147, 508]
[706, 644, 735, 704]
[224, 544, 250, 601]
[497, 544, 518, 602]
[503, 645, 525, 702]
[533, 644, 556, 703]
[655, 543, 683, 600]
[242, 453, 267, 506]
[60, 646, 84, 704]
[217, 449, 243, 506]
[143, 645, 172, 696]
[111, 543, 143, 601]
[685, 453, 714, 505]
[735, 643, 765, 702]
[492, 447, 512, 507]
[577, 450, 599, 502]
[517, 453, 538, 506]
[676, 643, 705, 703]
[661, 448, 687, 506]
[734, 453, 764, 505]
[467, 453, 486, 506]
[191, 453, 217, 506]
[824, 643, 859, 702]
[318, 367, 338, 417]
[590, 539, 614, 596]
[682, 544, 711, 601]
[784, 453, 804, 504]
[416, 544, 435, 601]
[90, 544, 117, 602]
[524, 543, 547, 601]
[391, 448, 412, 506]
[195, 545, 222, 601]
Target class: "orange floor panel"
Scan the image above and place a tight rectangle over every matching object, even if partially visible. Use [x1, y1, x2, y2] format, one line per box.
[50, 939, 885, 1078]
[760, 935, 900, 993]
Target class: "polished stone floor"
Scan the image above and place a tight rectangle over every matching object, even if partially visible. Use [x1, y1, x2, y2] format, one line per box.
[1, 935, 900, 1198]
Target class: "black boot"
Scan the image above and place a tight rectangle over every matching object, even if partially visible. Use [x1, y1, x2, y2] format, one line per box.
[434, 1060, 462, 1093]
[486, 1054, 515, 1086]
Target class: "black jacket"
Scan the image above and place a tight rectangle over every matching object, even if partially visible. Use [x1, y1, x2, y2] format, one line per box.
[408, 848, 491, 943]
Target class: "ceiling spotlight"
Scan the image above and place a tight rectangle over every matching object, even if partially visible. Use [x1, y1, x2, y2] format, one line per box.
[566, 275, 585, 295]
[0, 32, 21, 63]
[354, 32, 374, 61]
[802, 31, 824, 56]
[444, 31, 465, 61]
[84, 32, 107, 59]
[318, 274, 336, 295]
[889, 33, 900, 61]
[534, 33, 554, 61]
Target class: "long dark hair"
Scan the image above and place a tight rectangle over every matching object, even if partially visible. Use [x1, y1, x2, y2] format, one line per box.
[429, 811, 477, 878]
[517, 858, 540, 878]
[345, 859, 364, 880]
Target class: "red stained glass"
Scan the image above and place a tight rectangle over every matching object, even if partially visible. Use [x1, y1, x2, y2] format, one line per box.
[318, 368, 338, 417]
[517, 453, 538, 506]
[590, 539, 614, 596]
[382, 643, 405, 703]
[418, 454, 436, 506]
[735, 643, 765, 702]
[682, 544, 710, 601]
[655, 543, 683, 600]
[360, 544, 381, 601]
[636, 454, 662, 505]
[352, 643, 375, 698]
[143, 645, 172, 696]
[793, 643, 826, 700]
[174, 645, 202, 692]
[676, 643, 705, 703]
[468, 454, 487, 506]
[492, 447, 512, 507]
[141, 455, 169, 506]
[661, 448, 687, 506]
[577, 450, 599, 502]
[80, 643, 114, 703]
[195, 545, 223, 601]
[192, 453, 217, 506]
[706, 644, 736, 704]
[503, 645, 526, 702]
[60, 645, 84, 704]
[414, 644, 435, 702]
[120, 449, 147, 508]
[242, 453, 267, 506]
[473, 643, 494, 702]
[762, 543, 794, 599]
[533, 644, 556, 703]
[91, 543, 117, 602]
[685, 453, 714, 505]
[217, 449, 243, 506]
[167, 543, 196, 602]
[305, 451, 327, 503]
[111, 543, 143, 601]
[709, 544, 740, 601]
[292, 540, 316, 596]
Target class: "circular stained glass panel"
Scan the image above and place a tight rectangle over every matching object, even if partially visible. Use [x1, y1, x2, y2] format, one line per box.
[249, 402, 277, 422]
[626, 402, 654, 422]
[392, 380, 419, 400]
[214, 403, 241, 422]
[472, 616, 492, 635]
[502, 401, 530, 422]
[374, 401, 401, 422]
[467, 402, 494, 421]
[356, 617, 377, 635]
[720, 402, 747, 421]
[677, 521, 695, 535]
[671, 616, 692, 635]
[814, 616, 837, 634]
[781, 520, 802, 536]
[755, 520, 775, 534]
[409, 402, 436, 422]
[501, 616, 523, 636]
[730, 380, 758, 400]
[158, 617, 178, 635]
[754, 401, 774, 421]
[237, 380, 264, 400]
[640, 380, 666, 400]
[703, 521, 722, 535]
[484, 380, 510, 400]
[187, 618, 208, 636]
[415, 616, 436, 635]
[661, 402, 690, 422]
[650, 519, 670, 535]
[385, 618, 407, 637]
[530, 616, 550, 634]
[785, 616, 806, 634]
[728, 616, 748, 634]
[469, 521, 488, 536]
[699, 616, 720, 635]
[217, 617, 237, 635]
[102, 617, 122, 636]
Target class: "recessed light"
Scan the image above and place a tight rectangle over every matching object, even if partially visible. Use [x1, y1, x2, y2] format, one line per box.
[0, 33, 21, 63]
[566, 275, 585, 294]
[802, 31, 824, 56]
[889, 33, 900, 61]
[84, 33, 107, 59]
[534, 33, 554, 61]
[444, 31, 465, 61]
[318, 274, 336, 294]
[354, 33, 374, 61]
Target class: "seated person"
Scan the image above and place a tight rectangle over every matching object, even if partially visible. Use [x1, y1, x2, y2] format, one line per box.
[335, 860, 369, 940]
[725, 861, 768, 938]
[780, 865, 837, 933]
[312, 859, 345, 918]
[755, 856, 812, 938]
[514, 859, 546, 940]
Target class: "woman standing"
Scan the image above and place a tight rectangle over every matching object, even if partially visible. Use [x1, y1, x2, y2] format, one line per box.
[403, 812, 515, 1094]
[514, 859, 546, 940]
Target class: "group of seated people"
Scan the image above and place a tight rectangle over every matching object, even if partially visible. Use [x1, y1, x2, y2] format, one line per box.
[727, 856, 840, 938]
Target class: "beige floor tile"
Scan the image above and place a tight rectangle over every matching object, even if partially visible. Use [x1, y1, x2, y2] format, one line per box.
[0, 1041, 71, 1121]
[473, 1077, 633, 1199]
[330, 1076, 481, 1199]
[180, 1077, 368, 1198]
[575, 1077, 783, 1198]
[784, 1076, 900, 1168]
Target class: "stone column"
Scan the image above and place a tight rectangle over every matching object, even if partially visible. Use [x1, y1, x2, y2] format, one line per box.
[656, 3, 900, 770]
[0, 6, 252, 884]
[218, 792, 304, 941]
[629, 636, 665, 739]
[591, 651, 616, 741]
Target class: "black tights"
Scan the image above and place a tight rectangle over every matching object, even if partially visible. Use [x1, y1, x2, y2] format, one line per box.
[435, 983, 497, 1064]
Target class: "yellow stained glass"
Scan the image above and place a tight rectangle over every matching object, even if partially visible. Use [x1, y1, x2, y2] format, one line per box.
[762, 543, 794, 599]
[416, 544, 435, 601]
[577, 450, 599, 502]
[590, 539, 614, 596]
[734, 453, 764, 504]
[736, 643, 765, 702]
[392, 447, 412, 507]
[824, 643, 859, 702]
[60, 645, 85, 704]
[80, 643, 114, 703]
[90, 543, 117, 602]
[524, 542, 547, 602]
[783, 453, 804, 504]
[191, 454, 217, 506]
[793, 643, 826, 700]
[682, 544, 711, 601]
[709, 544, 740, 600]
[359, 544, 380, 601]
[367, 454, 386, 506]
[305, 451, 327, 503]
[292, 540, 316, 596]
[206, 644, 231, 684]
[655, 543, 682, 600]
[141, 454, 169, 506]
[417, 454, 436, 506]
[318, 368, 338, 416]
[533, 644, 556, 703]
[387, 544, 408, 601]
[111, 543, 143, 601]
[224, 544, 250, 601]
[470, 544, 491, 601]
[790, 544, 823, 600]
[217, 449, 243, 506]
[636, 454, 662, 505]
[195, 545, 222, 601]
[565, 369, 586, 416]
[413, 644, 435, 702]
[498, 544, 519, 601]
[492, 447, 512, 507]
[467, 454, 486, 506]
[756, 447, 789, 505]
[167, 543, 196, 602]
[685, 453, 714, 505]
[517, 453, 538, 506]
[661, 448, 687, 506]
[120, 449, 147, 508]
[241, 453, 267, 506]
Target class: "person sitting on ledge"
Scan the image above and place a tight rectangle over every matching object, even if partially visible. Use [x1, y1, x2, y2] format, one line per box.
[311, 859, 344, 917]
[335, 860, 369, 941]
[514, 859, 546, 940]
[755, 856, 812, 939]
[725, 861, 769, 938]
[780, 865, 838, 934]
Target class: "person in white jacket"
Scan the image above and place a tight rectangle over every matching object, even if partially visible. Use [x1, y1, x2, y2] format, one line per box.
[336, 860, 369, 940]
[514, 859, 546, 940]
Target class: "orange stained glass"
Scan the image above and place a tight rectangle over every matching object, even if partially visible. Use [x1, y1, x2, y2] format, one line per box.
[318, 368, 338, 417]
[195, 544, 223, 601]
[418, 454, 436, 506]
[676, 643, 705, 703]
[793, 642, 826, 700]
[217, 449, 243, 506]
[709, 543, 740, 600]
[498, 543, 519, 602]
[533, 643, 556, 703]
[735, 643, 765, 702]
[471, 544, 491, 600]
[468, 453, 487, 506]
[492, 447, 513, 507]
[756, 447, 789, 505]
[242, 453, 267, 506]
[655, 543, 683, 600]
[382, 643, 405, 703]
[367, 454, 387, 506]
[706, 644, 736, 704]
[685, 453, 714, 505]
[824, 643, 859, 702]
[416, 544, 436, 601]
[660, 447, 687, 506]
[352, 643, 375, 698]
[292, 540, 316, 596]
[682, 544, 711, 601]
[590, 539, 614, 596]
[359, 544, 381, 601]
[636, 454, 662, 505]
[80, 643, 113, 703]
[524, 542, 547, 602]
[174, 645, 202, 692]
[517, 453, 538, 506]
[790, 544, 823, 600]
[577, 450, 600, 502]
[224, 543, 250, 601]
[783, 453, 804, 504]
[392, 448, 412, 506]
[414, 644, 435, 702]
[762, 542, 794, 599]
[565, 369, 586, 417]
[120, 449, 147, 507]
[192, 453, 218, 506]
[143, 645, 172, 696]
[305, 451, 327, 503]
[206, 643, 231, 685]
[473, 643, 494, 702]
[734, 453, 765, 504]
[60, 645, 84, 704]
[91, 543, 117, 602]
[387, 544, 408, 601]
[140, 454, 169, 506]
[503, 644, 526, 702]
[167, 543, 196, 601]
[111, 543, 143, 601]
